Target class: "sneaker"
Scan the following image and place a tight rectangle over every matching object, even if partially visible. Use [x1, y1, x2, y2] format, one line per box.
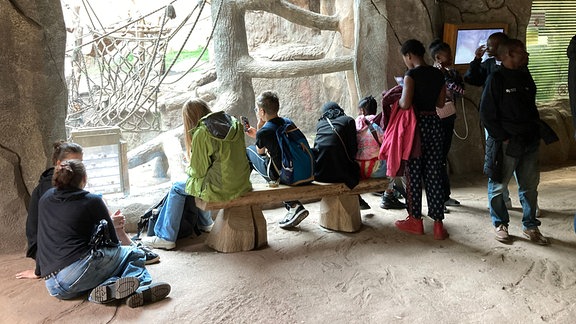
[494, 224, 510, 242]
[433, 220, 449, 240]
[279, 205, 309, 229]
[380, 194, 406, 210]
[523, 228, 550, 245]
[89, 277, 140, 304]
[445, 198, 460, 206]
[141, 236, 176, 250]
[136, 243, 160, 265]
[395, 215, 424, 235]
[126, 282, 171, 308]
[359, 196, 371, 210]
[199, 223, 214, 233]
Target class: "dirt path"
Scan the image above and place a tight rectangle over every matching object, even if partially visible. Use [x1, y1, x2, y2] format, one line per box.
[2, 165, 575, 323]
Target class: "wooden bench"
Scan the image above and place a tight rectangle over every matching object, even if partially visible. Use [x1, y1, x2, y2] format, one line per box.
[195, 178, 389, 253]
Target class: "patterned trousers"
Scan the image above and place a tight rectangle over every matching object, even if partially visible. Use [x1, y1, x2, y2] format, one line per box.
[405, 115, 445, 220]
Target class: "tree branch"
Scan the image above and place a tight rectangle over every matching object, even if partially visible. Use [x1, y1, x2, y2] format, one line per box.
[239, 0, 339, 30]
[237, 55, 354, 78]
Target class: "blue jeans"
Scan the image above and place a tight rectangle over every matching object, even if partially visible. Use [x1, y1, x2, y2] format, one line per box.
[488, 140, 541, 229]
[485, 129, 511, 203]
[154, 181, 212, 242]
[45, 246, 151, 300]
[246, 145, 278, 182]
[246, 145, 300, 209]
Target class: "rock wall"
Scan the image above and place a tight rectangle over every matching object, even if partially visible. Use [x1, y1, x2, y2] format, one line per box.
[0, 0, 67, 253]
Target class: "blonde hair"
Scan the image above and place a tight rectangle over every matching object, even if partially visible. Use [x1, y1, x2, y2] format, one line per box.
[182, 98, 212, 161]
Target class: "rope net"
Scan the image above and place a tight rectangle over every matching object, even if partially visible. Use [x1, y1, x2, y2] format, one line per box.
[66, 24, 169, 131]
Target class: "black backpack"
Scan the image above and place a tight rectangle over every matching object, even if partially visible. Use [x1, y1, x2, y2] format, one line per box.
[133, 193, 202, 241]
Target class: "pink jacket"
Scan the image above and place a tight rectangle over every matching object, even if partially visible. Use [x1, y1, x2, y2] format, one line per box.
[378, 101, 417, 176]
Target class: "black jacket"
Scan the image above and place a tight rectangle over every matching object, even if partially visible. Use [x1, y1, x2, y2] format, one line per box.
[313, 115, 360, 189]
[464, 57, 500, 87]
[36, 187, 118, 277]
[480, 67, 540, 145]
[26, 167, 54, 263]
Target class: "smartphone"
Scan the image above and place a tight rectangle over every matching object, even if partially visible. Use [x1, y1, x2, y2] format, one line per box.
[241, 116, 250, 132]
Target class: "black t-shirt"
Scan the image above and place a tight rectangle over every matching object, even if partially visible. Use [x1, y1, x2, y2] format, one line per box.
[406, 65, 445, 113]
[255, 117, 286, 177]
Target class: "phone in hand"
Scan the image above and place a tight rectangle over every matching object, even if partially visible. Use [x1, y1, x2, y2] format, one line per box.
[241, 116, 250, 132]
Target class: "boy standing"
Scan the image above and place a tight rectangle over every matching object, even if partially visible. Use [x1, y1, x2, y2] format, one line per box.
[480, 39, 549, 245]
[245, 91, 310, 229]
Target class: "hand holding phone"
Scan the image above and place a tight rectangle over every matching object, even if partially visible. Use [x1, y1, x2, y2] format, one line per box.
[241, 116, 250, 132]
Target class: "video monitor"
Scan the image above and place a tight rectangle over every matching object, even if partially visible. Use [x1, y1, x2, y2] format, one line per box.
[443, 23, 508, 72]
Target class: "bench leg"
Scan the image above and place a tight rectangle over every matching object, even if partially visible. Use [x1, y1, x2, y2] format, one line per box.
[319, 194, 362, 232]
[205, 205, 268, 253]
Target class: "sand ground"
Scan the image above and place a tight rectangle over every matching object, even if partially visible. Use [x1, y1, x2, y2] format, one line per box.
[2, 164, 576, 324]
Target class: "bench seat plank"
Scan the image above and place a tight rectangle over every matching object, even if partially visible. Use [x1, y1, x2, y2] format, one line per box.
[196, 178, 389, 253]
[195, 178, 389, 210]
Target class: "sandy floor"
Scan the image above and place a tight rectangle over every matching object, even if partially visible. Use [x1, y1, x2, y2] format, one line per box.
[2, 164, 576, 323]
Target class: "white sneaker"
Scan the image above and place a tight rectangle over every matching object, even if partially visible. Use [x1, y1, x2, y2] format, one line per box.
[141, 236, 176, 250]
[199, 223, 214, 233]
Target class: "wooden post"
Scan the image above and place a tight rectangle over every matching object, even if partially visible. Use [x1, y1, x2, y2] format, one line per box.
[319, 194, 362, 232]
[205, 205, 267, 253]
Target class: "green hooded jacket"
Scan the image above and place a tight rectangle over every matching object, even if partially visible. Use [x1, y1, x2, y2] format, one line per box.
[185, 111, 252, 202]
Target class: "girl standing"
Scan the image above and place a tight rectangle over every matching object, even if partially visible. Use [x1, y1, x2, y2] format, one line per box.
[394, 39, 449, 240]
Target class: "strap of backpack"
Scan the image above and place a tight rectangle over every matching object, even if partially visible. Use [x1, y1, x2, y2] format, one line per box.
[363, 117, 382, 146]
[325, 117, 354, 163]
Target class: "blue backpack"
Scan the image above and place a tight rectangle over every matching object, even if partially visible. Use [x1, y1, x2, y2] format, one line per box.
[264, 118, 315, 186]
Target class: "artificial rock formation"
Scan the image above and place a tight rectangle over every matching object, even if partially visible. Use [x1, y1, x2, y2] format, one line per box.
[1, 0, 67, 253]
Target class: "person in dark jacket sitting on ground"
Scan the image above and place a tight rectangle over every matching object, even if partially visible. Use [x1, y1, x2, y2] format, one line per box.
[37, 159, 171, 307]
[16, 141, 159, 280]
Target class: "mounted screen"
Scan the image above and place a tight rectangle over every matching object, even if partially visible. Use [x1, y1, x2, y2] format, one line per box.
[443, 23, 508, 72]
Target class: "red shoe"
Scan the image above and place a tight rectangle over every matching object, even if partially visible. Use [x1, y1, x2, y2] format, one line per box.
[395, 215, 424, 235]
[433, 220, 449, 240]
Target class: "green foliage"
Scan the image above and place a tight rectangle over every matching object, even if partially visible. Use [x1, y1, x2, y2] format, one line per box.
[164, 47, 209, 66]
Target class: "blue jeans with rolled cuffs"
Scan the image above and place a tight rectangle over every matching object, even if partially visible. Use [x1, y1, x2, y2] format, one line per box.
[153, 180, 212, 242]
[488, 140, 541, 230]
[246, 145, 278, 182]
[45, 245, 151, 300]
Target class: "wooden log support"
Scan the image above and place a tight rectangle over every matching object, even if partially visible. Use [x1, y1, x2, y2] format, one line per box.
[197, 178, 388, 253]
[205, 205, 268, 253]
[319, 194, 361, 232]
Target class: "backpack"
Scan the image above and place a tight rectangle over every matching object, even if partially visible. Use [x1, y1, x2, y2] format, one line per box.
[133, 193, 201, 241]
[263, 117, 315, 186]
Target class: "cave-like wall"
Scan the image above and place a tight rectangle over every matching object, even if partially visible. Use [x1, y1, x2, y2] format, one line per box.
[0, 0, 67, 253]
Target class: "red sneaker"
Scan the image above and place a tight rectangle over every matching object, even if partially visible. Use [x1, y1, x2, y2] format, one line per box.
[395, 215, 424, 235]
[433, 220, 449, 240]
